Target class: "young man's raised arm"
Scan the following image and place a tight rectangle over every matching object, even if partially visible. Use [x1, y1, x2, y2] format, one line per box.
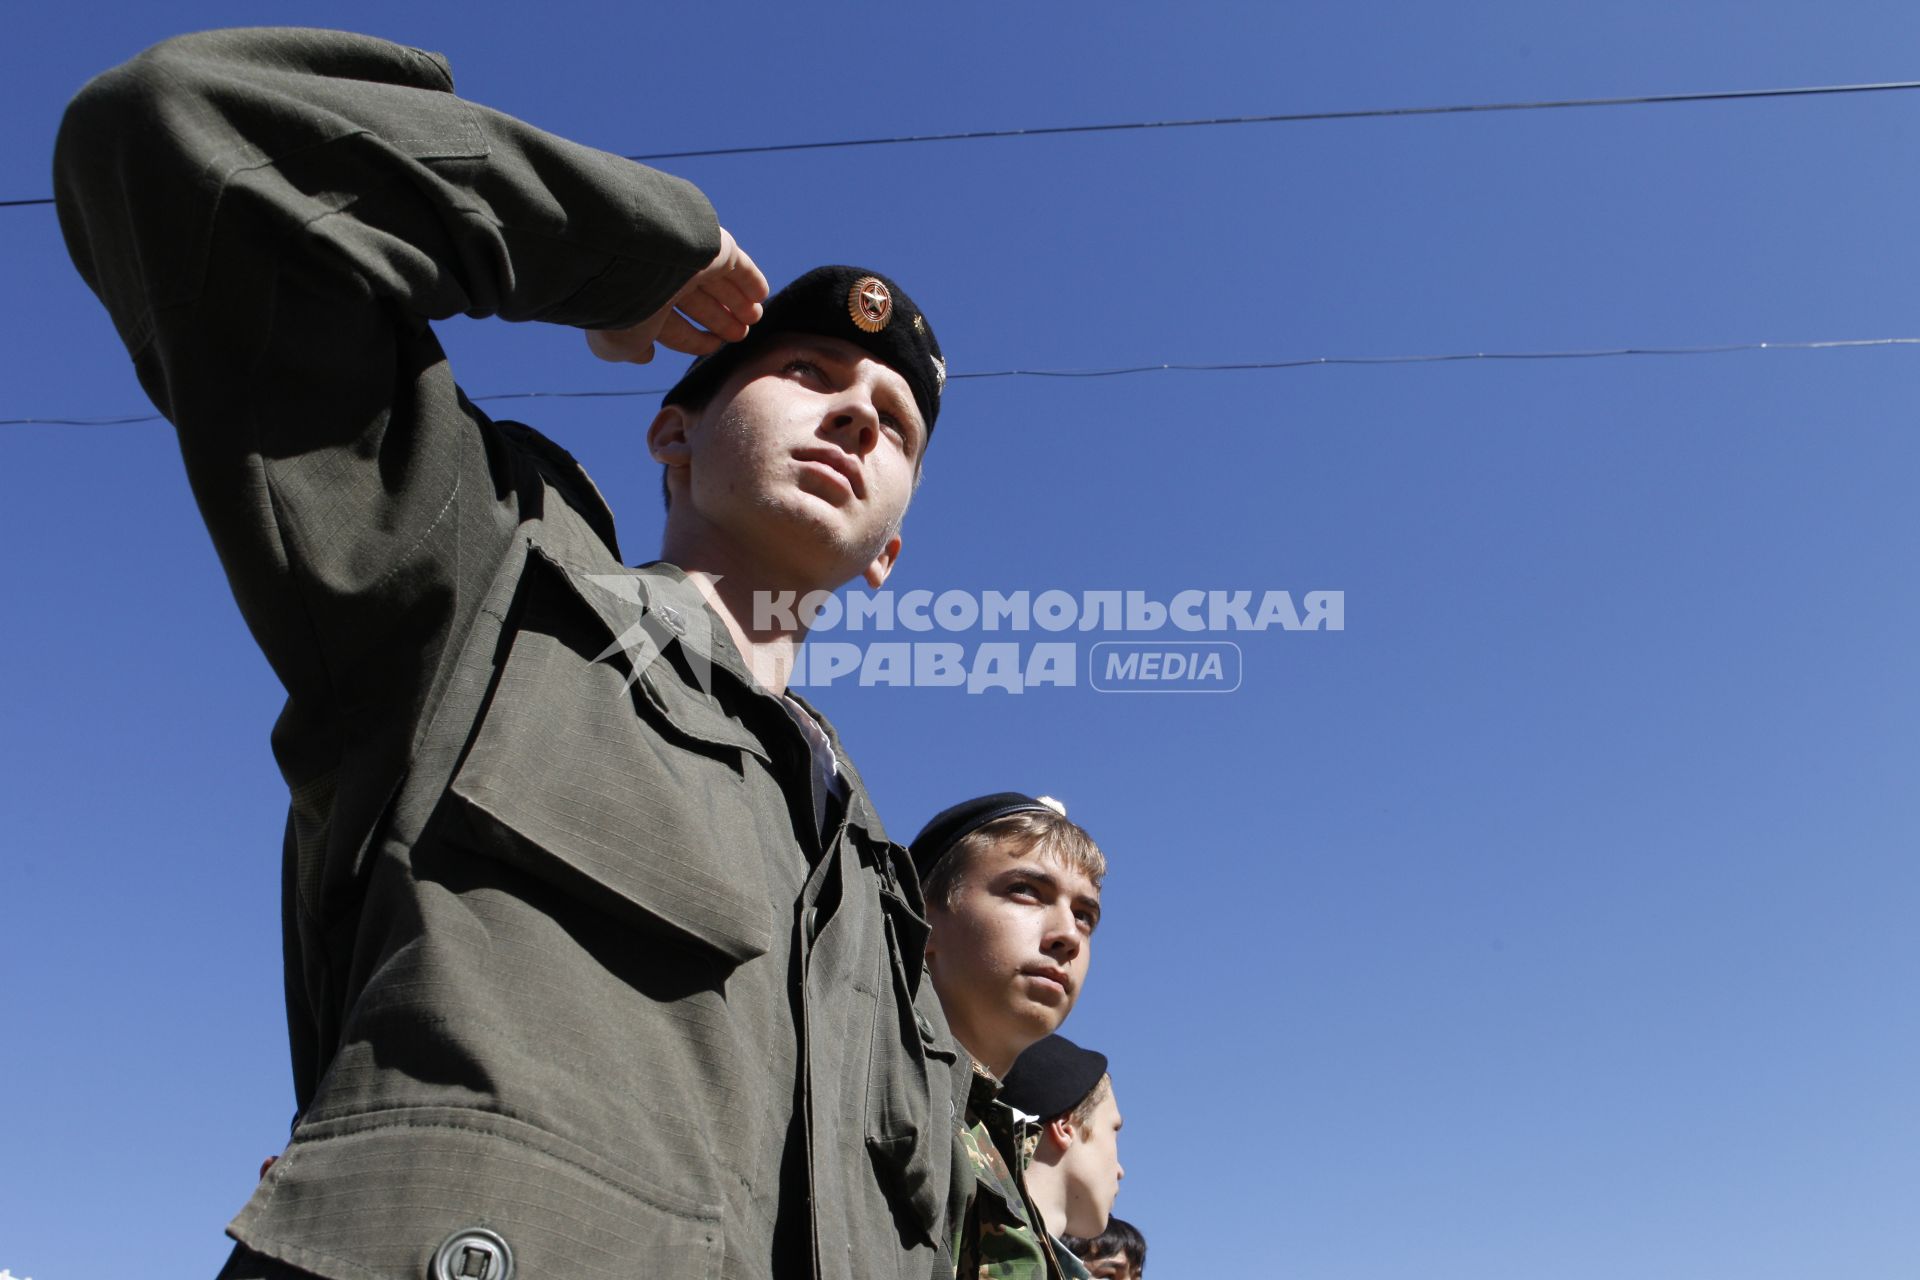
[54, 26, 739, 716]
[53, 26, 760, 1124]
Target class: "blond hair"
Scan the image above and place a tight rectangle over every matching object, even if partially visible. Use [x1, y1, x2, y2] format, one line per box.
[923, 808, 1107, 910]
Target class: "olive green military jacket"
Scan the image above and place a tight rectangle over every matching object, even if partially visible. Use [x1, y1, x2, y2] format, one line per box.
[56, 28, 956, 1280]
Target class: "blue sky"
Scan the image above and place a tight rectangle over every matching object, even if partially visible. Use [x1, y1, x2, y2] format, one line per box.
[2, 2, 1916, 1276]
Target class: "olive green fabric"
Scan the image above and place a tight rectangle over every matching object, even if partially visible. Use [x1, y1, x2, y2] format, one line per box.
[952, 1071, 1076, 1280]
[56, 27, 957, 1280]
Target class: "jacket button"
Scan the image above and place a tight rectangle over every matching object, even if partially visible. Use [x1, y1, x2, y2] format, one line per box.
[431, 1228, 514, 1280]
[656, 603, 688, 636]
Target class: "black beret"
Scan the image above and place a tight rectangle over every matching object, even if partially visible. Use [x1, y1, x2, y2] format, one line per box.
[662, 264, 946, 438]
[908, 792, 1061, 885]
[1001, 1034, 1110, 1120]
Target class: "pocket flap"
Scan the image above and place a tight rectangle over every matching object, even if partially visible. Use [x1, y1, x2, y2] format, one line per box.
[446, 555, 775, 965]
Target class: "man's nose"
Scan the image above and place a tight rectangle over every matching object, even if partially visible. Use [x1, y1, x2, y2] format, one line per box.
[825, 396, 879, 455]
[1042, 903, 1082, 957]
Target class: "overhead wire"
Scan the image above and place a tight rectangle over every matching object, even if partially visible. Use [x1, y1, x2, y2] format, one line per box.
[5, 78, 1920, 208]
[5, 336, 1914, 426]
[620, 80, 1920, 163]
[9, 77, 1917, 422]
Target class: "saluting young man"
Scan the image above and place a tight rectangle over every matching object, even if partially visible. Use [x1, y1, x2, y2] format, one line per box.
[58, 27, 956, 1280]
[908, 794, 1109, 1280]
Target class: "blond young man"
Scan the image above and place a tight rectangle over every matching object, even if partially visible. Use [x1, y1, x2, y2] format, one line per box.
[909, 794, 1107, 1280]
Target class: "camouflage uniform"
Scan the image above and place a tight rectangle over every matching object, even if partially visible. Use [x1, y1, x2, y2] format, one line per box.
[953, 1068, 1079, 1280]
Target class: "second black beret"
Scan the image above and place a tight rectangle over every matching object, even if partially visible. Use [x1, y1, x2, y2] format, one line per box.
[1000, 1033, 1110, 1120]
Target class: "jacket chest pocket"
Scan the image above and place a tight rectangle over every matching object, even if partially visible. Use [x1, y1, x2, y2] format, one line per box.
[443, 555, 778, 965]
[861, 836, 958, 1241]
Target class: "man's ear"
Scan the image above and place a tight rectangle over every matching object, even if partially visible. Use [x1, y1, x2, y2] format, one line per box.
[1045, 1114, 1078, 1153]
[647, 404, 694, 469]
[863, 532, 903, 589]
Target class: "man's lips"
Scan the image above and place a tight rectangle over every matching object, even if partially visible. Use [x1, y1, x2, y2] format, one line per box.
[1021, 966, 1072, 999]
[791, 447, 864, 499]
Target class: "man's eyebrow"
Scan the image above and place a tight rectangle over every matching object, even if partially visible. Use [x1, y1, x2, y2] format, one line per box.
[996, 863, 1103, 918]
[995, 862, 1062, 891]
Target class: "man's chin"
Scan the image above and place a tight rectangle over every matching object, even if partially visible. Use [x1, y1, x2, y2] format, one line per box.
[756, 503, 891, 591]
[1017, 1002, 1072, 1041]
[722, 534, 857, 600]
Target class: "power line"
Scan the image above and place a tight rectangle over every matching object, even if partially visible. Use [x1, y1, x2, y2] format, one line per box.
[7, 78, 1919, 209]
[5, 336, 1913, 426]
[621, 80, 1920, 163]
[951, 336, 1920, 377]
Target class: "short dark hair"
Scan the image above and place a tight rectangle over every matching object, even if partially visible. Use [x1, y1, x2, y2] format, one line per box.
[1062, 1216, 1146, 1274]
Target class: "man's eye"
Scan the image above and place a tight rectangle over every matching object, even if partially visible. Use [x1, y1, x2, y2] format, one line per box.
[881, 415, 918, 455]
[784, 359, 822, 379]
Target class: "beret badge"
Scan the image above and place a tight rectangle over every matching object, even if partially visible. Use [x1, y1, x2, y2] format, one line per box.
[665, 264, 942, 438]
[849, 276, 893, 333]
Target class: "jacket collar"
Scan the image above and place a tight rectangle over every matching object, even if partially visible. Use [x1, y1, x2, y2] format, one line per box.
[538, 550, 894, 845]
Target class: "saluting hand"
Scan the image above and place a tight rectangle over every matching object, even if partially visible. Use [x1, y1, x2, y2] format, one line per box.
[586, 227, 769, 365]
